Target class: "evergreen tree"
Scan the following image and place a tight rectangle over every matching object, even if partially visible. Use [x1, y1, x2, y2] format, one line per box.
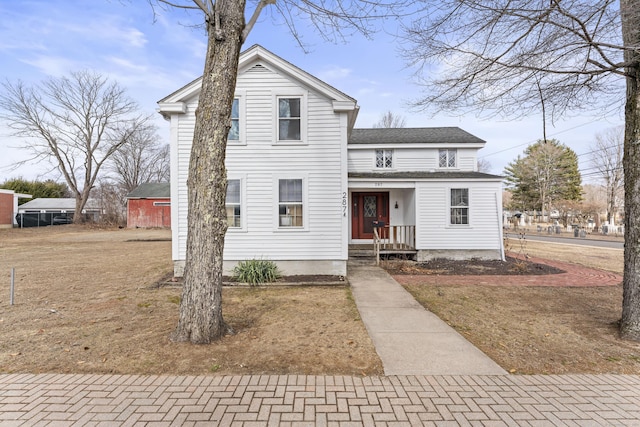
[1, 178, 69, 204]
[504, 140, 582, 219]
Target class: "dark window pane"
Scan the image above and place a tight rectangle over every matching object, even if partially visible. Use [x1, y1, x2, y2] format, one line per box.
[279, 119, 300, 140]
[279, 179, 302, 202]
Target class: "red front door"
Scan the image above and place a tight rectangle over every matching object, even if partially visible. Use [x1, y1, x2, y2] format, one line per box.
[352, 192, 389, 239]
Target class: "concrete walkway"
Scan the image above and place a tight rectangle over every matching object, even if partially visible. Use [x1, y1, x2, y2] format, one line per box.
[348, 263, 507, 376]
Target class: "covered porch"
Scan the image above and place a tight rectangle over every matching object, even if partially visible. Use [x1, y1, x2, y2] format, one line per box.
[348, 182, 417, 263]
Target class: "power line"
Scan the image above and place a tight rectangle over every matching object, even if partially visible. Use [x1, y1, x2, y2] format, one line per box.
[479, 119, 608, 159]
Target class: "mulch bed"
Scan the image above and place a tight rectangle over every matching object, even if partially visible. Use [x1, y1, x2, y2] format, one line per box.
[385, 256, 565, 276]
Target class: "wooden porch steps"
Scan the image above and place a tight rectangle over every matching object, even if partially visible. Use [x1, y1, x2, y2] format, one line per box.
[348, 245, 417, 261]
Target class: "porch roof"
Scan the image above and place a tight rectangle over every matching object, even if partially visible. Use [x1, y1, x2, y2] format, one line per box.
[349, 171, 503, 180]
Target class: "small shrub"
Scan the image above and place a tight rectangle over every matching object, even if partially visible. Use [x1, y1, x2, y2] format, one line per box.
[511, 259, 529, 273]
[233, 258, 281, 285]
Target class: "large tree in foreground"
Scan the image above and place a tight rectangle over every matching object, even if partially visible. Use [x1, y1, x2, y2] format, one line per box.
[505, 140, 582, 220]
[0, 71, 150, 223]
[154, 0, 419, 343]
[403, 0, 640, 339]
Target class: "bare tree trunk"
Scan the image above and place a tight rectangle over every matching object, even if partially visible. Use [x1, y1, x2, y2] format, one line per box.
[74, 189, 90, 224]
[172, 0, 245, 344]
[609, 181, 615, 224]
[621, 0, 640, 340]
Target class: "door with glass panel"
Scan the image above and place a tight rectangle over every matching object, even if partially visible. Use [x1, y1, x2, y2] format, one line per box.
[351, 192, 389, 239]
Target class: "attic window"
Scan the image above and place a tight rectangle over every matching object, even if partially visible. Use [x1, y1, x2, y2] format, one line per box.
[439, 149, 457, 168]
[375, 149, 393, 169]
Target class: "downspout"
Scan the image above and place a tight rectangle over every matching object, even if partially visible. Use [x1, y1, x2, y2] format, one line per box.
[496, 192, 505, 261]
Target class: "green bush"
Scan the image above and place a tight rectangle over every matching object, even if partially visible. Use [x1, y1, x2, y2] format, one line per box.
[233, 258, 281, 285]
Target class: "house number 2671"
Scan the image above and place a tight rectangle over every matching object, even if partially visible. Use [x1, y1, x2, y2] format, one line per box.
[342, 192, 347, 217]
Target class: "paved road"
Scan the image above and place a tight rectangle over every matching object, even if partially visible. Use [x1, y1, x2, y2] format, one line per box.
[506, 232, 624, 250]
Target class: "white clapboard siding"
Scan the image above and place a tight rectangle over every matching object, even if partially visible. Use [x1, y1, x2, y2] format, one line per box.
[415, 180, 502, 250]
[348, 147, 478, 173]
[347, 149, 374, 172]
[173, 61, 346, 262]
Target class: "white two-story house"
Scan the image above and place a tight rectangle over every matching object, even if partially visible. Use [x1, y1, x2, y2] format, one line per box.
[158, 45, 504, 277]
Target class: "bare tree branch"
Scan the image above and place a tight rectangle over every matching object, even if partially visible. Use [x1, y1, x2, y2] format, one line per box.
[0, 71, 151, 223]
[403, 0, 625, 120]
[590, 126, 625, 224]
[243, 0, 275, 42]
[372, 111, 407, 128]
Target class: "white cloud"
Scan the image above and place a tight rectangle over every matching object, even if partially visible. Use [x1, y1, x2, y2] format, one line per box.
[122, 27, 148, 48]
[106, 56, 148, 73]
[317, 66, 352, 82]
[21, 55, 83, 78]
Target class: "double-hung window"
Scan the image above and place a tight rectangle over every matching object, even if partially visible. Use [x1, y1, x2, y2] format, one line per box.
[228, 98, 240, 141]
[375, 149, 393, 169]
[450, 188, 469, 225]
[439, 149, 457, 168]
[278, 179, 303, 227]
[226, 179, 241, 228]
[278, 97, 301, 141]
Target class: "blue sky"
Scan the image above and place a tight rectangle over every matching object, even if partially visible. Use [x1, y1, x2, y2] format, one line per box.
[0, 0, 624, 182]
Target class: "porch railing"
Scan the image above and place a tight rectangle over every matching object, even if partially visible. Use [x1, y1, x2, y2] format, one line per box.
[373, 225, 416, 265]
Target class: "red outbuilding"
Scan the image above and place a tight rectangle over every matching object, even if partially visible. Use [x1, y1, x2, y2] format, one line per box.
[126, 183, 170, 229]
[0, 189, 32, 228]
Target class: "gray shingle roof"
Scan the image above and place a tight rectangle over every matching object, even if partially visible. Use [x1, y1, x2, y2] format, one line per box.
[127, 182, 170, 199]
[349, 171, 503, 180]
[349, 127, 485, 145]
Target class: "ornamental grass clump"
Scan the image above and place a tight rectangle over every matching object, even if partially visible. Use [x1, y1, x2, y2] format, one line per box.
[233, 258, 281, 285]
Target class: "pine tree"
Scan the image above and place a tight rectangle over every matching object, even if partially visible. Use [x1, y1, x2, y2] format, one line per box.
[504, 140, 582, 219]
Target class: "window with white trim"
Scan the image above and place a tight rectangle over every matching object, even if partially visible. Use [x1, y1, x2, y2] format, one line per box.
[278, 97, 301, 141]
[226, 179, 241, 228]
[228, 98, 240, 141]
[375, 149, 393, 169]
[278, 179, 303, 227]
[439, 149, 457, 168]
[450, 188, 469, 225]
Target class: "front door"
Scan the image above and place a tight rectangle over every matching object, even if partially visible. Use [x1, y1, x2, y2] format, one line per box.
[352, 192, 389, 239]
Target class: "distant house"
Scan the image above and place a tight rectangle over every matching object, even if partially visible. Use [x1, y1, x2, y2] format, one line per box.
[16, 198, 102, 227]
[158, 45, 504, 277]
[126, 183, 171, 228]
[0, 189, 32, 228]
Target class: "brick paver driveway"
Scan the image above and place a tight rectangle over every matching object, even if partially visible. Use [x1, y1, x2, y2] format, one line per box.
[1, 373, 639, 426]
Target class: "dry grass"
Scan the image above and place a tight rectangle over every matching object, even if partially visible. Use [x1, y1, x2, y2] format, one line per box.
[0, 226, 382, 376]
[509, 237, 624, 274]
[397, 236, 640, 374]
[2, 225, 638, 376]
